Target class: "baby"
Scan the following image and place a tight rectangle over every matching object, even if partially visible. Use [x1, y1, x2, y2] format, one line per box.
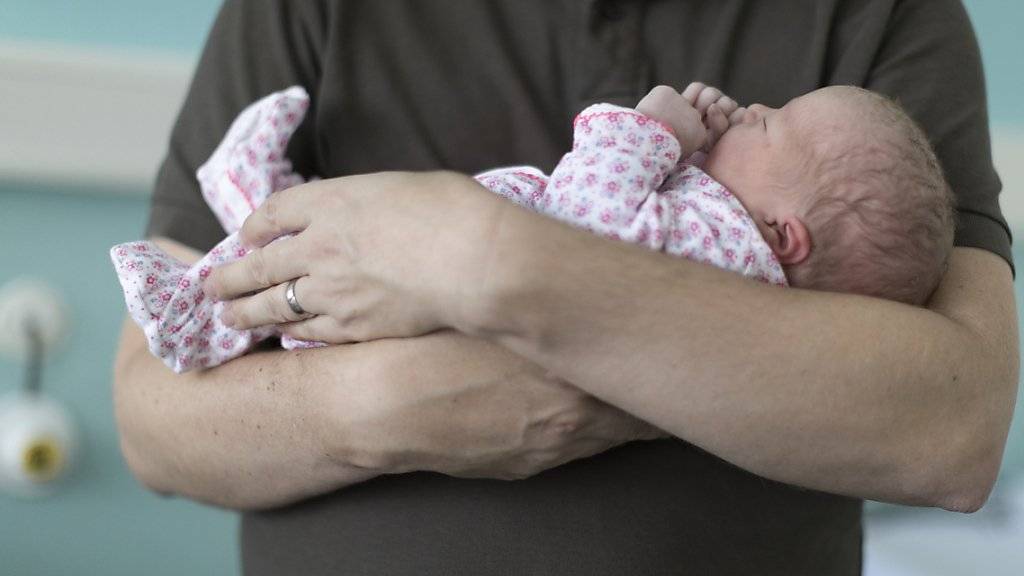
[480, 83, 954, 304]
[111, 83, 953, 373]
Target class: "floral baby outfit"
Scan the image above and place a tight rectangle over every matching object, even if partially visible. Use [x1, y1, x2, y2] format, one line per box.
[112, 91, 784, 374]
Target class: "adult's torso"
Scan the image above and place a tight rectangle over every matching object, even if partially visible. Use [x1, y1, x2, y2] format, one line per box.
[242, 1, 896, 573]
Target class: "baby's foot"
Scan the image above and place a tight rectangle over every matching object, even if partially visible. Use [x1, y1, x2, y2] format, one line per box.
[110, 237, 276, 373]
[197, 86, 311, 234]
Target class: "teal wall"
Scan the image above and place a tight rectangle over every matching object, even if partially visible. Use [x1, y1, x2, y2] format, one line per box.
[0, 1, 1022, 575]
[0, 0, 221, 54]
[0, 185, 238, 576]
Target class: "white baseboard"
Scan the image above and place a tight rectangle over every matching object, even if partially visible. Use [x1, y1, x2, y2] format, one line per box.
[1, 40, 1022, 230]
[0, 41, 194, 193]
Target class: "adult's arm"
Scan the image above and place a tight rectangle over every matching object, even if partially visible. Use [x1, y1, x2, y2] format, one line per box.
[459, 198, 1017, 512]
[448, 0, 1018, 514]
[114, 238, 660, 510]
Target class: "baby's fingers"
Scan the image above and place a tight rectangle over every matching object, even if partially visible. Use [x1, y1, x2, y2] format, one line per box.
[714, 95, 739, 118]
[729, 106, 749, 126]
[682, 82, 725, 114]
[704, 103, 731, 150]
[694, 86, 724, 114]
[682, 82, 706, 105]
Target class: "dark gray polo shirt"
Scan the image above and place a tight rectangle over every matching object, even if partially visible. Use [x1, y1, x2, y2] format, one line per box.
[146, 1, 1011, 574]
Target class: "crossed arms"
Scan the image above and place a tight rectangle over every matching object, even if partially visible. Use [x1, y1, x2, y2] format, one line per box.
[115, 194, 1017, 513]
[114, 238, 660, 509]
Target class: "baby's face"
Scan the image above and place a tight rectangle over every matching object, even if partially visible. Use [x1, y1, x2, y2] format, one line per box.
[703, 88, 856, 239]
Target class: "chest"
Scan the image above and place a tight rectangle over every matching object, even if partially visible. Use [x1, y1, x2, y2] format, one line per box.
[312, 0, 887, 176]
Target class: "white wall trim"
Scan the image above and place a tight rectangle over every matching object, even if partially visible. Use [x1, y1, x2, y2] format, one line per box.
[1, 40, 1023, 227]
[0, 40, 194, 194]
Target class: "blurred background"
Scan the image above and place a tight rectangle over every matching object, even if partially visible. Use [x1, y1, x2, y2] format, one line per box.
[0, 1, 1021, 574]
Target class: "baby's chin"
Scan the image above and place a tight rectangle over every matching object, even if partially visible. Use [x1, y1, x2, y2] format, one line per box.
[699, 150, 768, 219]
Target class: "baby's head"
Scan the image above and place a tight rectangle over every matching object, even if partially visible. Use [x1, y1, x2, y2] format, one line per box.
[703, 86, 954, 305]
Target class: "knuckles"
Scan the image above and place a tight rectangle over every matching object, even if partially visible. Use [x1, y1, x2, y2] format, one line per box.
[246, 249, 272, 288]
[647, 84, 680, 102]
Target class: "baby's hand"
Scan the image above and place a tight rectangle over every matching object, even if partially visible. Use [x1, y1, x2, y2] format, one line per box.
[635, 85, 707, 158]
[682, 82, 748, 151]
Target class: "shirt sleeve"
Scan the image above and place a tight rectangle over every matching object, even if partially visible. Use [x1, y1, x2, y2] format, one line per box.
[145, 0, 328, 252]
[860, 0, 1012, 272]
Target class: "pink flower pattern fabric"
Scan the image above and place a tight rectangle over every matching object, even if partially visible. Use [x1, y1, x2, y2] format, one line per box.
[110, 86, 322, 374]
[112, 92, 785, 374]
[476, 103, 787, 285]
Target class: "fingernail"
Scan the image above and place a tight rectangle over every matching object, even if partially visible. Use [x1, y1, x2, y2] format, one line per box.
[220, 307, 235, 327]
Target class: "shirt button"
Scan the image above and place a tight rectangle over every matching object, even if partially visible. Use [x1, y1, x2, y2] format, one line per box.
[596, 0, 626, 21]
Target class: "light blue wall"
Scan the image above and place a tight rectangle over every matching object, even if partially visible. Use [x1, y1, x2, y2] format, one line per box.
[0, 0, 221, 55]
[0, 185, 238, 576]
[0, 1, 1022, 575]
[963, 0, 1024, 126]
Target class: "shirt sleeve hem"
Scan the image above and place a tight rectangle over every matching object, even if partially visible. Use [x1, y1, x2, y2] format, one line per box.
[144, 200, 226, 254]
[954, 210, 1014, 277]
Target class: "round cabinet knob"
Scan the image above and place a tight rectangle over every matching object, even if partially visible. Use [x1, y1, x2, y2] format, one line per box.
[0, 392, 77, 498]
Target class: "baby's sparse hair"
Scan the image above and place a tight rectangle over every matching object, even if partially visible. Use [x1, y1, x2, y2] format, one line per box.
[786, 87, 955, 305]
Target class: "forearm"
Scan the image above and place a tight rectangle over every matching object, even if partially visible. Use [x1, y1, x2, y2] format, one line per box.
[116, 237, 655, 509]
[113, 236, 411, 509]
[114, 317, 378, 510]
[464, 202, 1018, 511]
[115, 317, 653, 508]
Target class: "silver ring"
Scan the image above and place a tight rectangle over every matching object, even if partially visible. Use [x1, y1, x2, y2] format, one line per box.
[285, 278, 307, 315]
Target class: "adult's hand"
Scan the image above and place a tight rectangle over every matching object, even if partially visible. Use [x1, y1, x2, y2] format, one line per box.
[203, 171, 501, 343]
[343, 331, 668, 481]
[118, 241, 665, 509]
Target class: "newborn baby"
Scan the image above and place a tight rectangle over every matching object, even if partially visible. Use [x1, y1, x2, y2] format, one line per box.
[111, 83, 953, 373]
[481, 82, 954, 304]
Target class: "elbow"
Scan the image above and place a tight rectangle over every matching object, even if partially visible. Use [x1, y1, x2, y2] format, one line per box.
[112, 350, 179, 498]
[915, 413, 1011, 514]
[117, 429, 266, 511]
[923, 349, 1019, 513]
[931, 452, 1001, 514]
[113, 376, 175, 497]
[118, 432, 175, 497]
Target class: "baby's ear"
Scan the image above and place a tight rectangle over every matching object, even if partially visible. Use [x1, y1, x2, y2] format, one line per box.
[770, 215, 811, 266]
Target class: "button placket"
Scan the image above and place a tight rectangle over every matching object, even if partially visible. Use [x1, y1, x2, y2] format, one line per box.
[569, 0, 648, 112]
[596, 0, 626, 21]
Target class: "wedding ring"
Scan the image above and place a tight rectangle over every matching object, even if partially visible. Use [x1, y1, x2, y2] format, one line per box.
[285, 278, 307, 315]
